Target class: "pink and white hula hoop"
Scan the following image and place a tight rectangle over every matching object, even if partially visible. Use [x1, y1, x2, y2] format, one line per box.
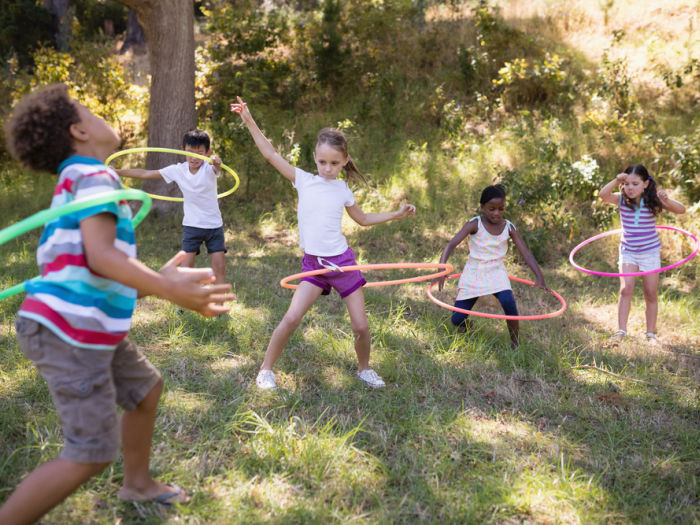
[569, 225, 699, 277]
[426, 274, 567, 320]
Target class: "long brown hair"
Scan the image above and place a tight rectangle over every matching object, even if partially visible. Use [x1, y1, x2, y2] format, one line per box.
[316, 128, 367, 185]
[622, 164, 662, 216]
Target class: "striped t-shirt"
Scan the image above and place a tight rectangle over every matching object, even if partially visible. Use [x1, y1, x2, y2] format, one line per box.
[618, 195, 660, 253]
[18, 155, 137, 350]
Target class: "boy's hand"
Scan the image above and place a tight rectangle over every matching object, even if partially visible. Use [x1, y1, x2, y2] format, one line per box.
[657, 189, 668, 202]
[159, 251, 235, 317]
[230, 96, 252, 124]
[395, 200, 416, 219]
[210, 154, 222, 174]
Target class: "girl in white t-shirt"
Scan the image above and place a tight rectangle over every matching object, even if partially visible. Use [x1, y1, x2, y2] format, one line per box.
[232, 97, 415, 390]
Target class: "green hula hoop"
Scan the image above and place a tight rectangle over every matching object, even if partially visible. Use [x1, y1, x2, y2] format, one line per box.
[0, 189, 152, 300]
[106, 147, 241, 202]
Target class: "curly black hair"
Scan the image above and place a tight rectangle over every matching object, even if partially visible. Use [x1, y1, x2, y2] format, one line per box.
[480, 184, 506, 205]
[5, 83, 80, 174]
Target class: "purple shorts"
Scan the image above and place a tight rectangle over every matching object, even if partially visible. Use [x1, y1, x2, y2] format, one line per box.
[301, 247, 366, 298]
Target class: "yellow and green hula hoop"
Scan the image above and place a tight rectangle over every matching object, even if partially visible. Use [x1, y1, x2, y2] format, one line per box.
[106, 147, 240, 202]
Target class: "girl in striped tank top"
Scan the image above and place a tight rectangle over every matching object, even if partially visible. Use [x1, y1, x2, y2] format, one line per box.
[599, 164, 686, 345]
[437, 185, 548, 348]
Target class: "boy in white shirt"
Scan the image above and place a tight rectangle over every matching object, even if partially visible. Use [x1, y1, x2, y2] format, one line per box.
[118, 130, 227, 285]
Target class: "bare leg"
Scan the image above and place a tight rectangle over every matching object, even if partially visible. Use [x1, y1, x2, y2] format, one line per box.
[209, 251, 227, 286]
[617, 265, 637, 332]
[182, 252, 197, 268]
[641, 272, 659, 334]
[0, 459, 108, 525]
[118, 379, 185, 502]
[260, 281, 323, 371]
[506, 319, 519, 348]
[342, 288, 371, 372]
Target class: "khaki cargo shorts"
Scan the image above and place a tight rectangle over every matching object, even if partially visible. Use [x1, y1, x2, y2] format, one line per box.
[15, 317, 161, 464]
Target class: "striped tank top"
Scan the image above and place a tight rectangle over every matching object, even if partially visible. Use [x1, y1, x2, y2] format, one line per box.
[18, 155, 137, 350]
[618, 194, 660, 253]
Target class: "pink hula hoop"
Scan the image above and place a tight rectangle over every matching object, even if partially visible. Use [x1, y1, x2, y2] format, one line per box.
[280, 262, 453, 289]
[569, 225, 699, 277]
[426, 274, 567, 320]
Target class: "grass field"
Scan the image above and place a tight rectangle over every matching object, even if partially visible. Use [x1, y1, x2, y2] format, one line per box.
[0, 176, 698, 523]
[1, 0, 699, 523]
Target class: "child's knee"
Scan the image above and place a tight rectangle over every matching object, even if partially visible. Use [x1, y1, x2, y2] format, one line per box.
[351, 322, 369, 338]
[619, 283, 634, 298]
[281, 311, 303, 330]
[85, 461, 111, 476]
[138, 378, 163, 409]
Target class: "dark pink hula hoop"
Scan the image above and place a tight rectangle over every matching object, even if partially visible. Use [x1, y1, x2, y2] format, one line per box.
[569, 225, 699, 277]
[426, 274, 567, 321]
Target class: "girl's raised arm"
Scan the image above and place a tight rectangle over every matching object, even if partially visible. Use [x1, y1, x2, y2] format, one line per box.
[509, 228, 548, 291]
[599, 173, 626, 205]
[657, 189, 686, 214]
[231, 97, 296, 183]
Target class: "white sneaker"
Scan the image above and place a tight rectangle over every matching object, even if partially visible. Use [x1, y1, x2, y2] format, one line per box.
[645, 333, 660, 346]
[357, 369, 385, 388]
[256, 369, 277, 390]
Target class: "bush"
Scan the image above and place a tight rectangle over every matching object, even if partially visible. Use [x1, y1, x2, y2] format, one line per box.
[2, 40, 147, 152]
[667, 132, 700, 202]
[493, 53, 575, 110]
[72, 0, 129, 39]
[0, 0, 55, 68]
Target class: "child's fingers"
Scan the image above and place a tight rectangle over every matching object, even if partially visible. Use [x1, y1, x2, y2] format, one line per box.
[161, 250, 187, 270]
[230, 97, 247, 114]
[173, 267, 217, 284]
[206, 293, 236, 304]
[201, 304, 231, 317]
[204, 284, 234, 295]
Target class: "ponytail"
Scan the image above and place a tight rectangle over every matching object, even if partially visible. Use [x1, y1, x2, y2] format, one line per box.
[343, 157, 368, 186]
[316, 128, 368, 186]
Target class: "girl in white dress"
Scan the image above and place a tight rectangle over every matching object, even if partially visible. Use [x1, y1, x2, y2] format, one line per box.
[436, 185, 547, 347]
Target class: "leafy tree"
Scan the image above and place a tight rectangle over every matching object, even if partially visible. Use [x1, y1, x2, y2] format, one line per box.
[114, 0, 197, 210]
[0, 0, 55, 67]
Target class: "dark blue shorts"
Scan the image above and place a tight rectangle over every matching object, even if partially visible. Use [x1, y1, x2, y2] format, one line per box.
[182, 225, 227, 255]
[451, 289, 518, 326]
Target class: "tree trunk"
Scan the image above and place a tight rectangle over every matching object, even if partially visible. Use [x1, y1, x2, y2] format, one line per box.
[119, 10, 146, 55]
[115, 0, 196, 213]
[43, 0, 72, 50]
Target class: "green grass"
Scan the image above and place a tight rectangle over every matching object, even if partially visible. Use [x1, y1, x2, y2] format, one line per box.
[1, 1, 699, 522]
[0, 184, 697, 523]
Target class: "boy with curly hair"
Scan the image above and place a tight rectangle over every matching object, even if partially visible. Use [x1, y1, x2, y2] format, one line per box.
[0, 83, 234, 524]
